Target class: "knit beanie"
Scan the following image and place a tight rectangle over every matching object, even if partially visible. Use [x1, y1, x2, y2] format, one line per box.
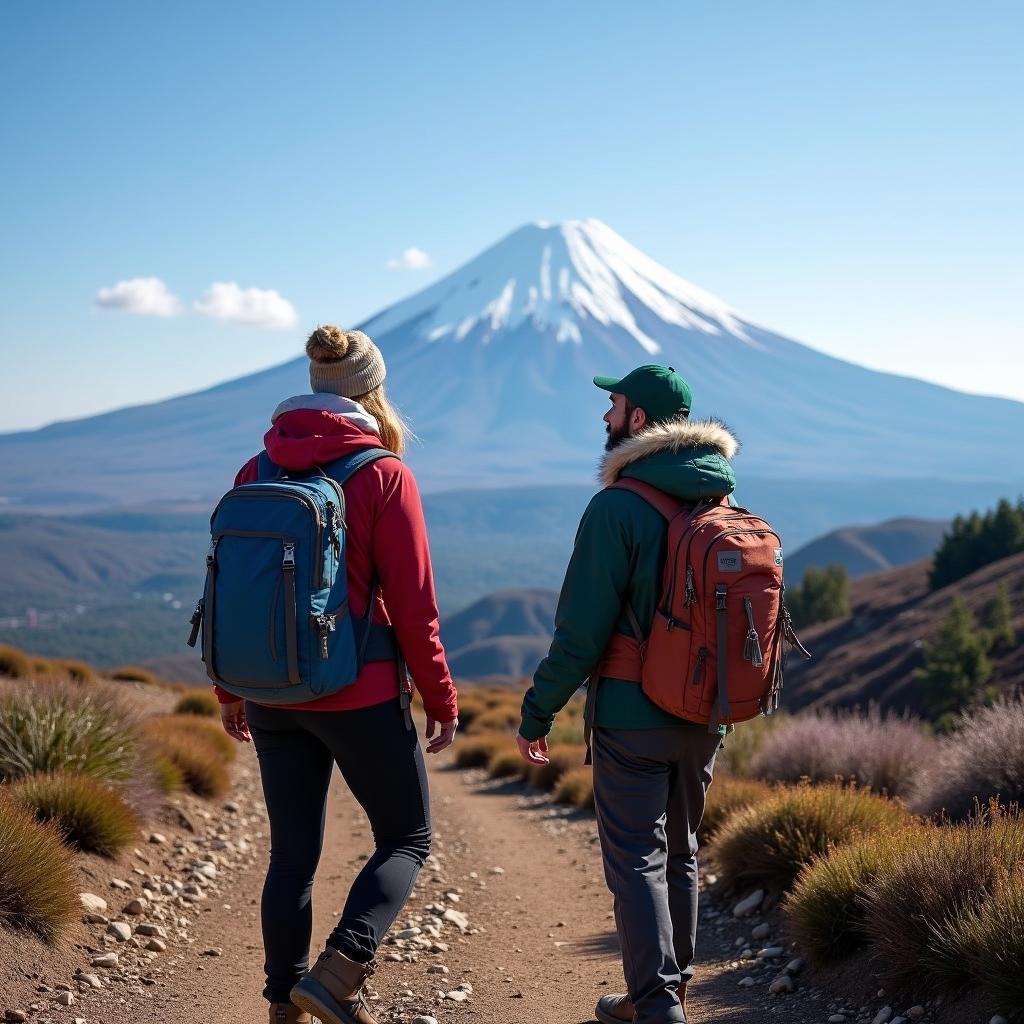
[306, 326, 386, 398]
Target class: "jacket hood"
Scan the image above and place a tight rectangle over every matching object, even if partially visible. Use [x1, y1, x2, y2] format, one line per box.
[599, 417, 740, 500]
[263, 396, 385, 472]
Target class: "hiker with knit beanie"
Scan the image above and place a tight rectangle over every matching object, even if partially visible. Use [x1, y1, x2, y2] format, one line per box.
[214, 326, 459, 1024]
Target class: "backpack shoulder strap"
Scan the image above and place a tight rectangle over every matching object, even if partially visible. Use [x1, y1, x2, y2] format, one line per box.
[255, 450, 282, 480]
[320, 447, 400, 486]
[607, 477, 686, 522]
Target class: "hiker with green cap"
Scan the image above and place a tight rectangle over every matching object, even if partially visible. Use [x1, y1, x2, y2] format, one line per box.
[517, 364, 740, 1024]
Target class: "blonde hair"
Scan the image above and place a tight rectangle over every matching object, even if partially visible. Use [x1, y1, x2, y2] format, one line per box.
[355, 384, 411, 456]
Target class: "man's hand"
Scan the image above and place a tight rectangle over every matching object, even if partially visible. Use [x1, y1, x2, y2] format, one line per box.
[425, 716, 459, 754]
[220, 699, 251, 743]
[517, 734, 550, 765]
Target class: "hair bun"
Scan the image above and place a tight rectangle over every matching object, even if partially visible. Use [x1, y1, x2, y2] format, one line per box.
[306, 325, 350, 363]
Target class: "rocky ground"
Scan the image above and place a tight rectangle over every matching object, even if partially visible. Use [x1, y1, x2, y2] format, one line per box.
[1, 737, 1007, 1024]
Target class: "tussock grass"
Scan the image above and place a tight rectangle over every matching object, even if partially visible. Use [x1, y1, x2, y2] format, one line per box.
[0, 645, 33, 680]
[11, 771, 139, 857]
[454, 694, 489, 731]
[553, 766, 595, 810]
[466, 705, 520, 734]
[173, 691, 220, 717]
[712, 782, 913, 893]
[914, 697, 1024, 819]
[143, 717, 234, 798]
[454, 733, 507, 769]
[150, 715, 237, 762]
[698, 775, 775, 841]
[946, 866, 1024, 1016]
[0, 685, 138, 784]
[748, 707, 932, 798]
[785, 823, 933, 964]
[487, 749, 526, 780]
[110, 665, 158, 685]
[527, 744, 587, 791]
[862, 804, 1024, 994]
[150, 752, 185, 794]
[0, 790, 77, 941]
[52, 658, 97, 684]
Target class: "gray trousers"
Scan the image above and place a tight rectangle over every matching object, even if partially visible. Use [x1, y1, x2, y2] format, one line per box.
[592, 724, 721, 1024]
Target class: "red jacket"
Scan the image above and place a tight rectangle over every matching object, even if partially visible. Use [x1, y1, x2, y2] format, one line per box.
[213, 405, 458, 723]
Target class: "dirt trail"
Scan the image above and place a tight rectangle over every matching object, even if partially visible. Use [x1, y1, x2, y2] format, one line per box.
[24, 739, 847, 1024]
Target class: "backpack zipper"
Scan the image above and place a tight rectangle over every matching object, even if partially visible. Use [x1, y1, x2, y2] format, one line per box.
[691, 646, 708, 685]
[312, 612, 336, 660]
[742, 596, 764, 667]
[700, 527, 782, 595]
[186, 598, 204, 648]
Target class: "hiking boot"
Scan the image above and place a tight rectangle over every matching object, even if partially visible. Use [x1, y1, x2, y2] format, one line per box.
[290, 947, 379, 1024]
[594, 982, 687, 1024]
[269, 1004, 311, 1024]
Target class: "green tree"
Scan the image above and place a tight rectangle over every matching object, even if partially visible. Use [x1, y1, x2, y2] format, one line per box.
[930, 498, 1024, 590]
[917, 596, 993, 724]
[788, 564, 850, 628]
[984, 582, 1016, 653]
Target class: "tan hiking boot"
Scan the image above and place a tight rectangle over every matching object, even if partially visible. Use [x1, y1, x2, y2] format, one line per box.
[290, 947, 378, 1024]
[269, 1004, 311, 1024]
[594, 982, 687, 1024]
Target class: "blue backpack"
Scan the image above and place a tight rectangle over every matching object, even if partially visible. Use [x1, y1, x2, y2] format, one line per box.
[187, 448, 398, 705]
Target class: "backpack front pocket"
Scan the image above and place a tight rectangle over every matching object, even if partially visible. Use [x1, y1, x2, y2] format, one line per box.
[641, 609, 695, 718]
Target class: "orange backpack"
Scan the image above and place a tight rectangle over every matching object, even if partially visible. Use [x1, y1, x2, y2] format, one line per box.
[599, 478, 810, 732]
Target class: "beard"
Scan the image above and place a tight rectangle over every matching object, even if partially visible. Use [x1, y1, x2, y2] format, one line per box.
[604, 422, 631, 452]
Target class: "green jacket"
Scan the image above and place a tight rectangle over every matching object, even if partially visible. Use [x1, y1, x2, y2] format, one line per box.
[519, 418, 740, 741]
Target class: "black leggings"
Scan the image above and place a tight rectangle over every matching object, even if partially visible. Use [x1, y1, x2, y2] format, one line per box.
[246, 698, 431, 1003]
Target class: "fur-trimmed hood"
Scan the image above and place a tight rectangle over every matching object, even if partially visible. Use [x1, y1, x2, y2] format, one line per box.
[599, 417, 740, 498]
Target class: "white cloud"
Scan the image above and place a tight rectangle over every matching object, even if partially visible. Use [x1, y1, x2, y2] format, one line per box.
[386, 246, 433, 271]
[96, 277, 183, 317]
[193, 282, 299, 329]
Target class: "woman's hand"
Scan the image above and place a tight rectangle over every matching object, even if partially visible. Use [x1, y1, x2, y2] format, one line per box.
[425, 716, 458, 754]
[220, 699, 251, 743]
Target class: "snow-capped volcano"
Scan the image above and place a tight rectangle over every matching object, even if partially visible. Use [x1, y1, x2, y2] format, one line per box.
[365, 219, 753, 353]
[1, 219, 1022, 514]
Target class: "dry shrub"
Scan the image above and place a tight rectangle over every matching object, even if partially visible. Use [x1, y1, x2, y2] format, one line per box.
[0, 790, 77, 941]
[52, 658, 97, 684]
[913, 697, 1024, 819]
[11, 771, 139, 857]
[945, 866, 1024, 1016]
[863, 804, 1024, 994]
[554, 766, 595, 810]
[786, 822, 933, 965]
[698, 775, 775, 841]
[748, 707, 932, 798]
[454, 694, 489, 731]
[110, 666, 158, 685]
[713, 782, 913, 893]
[152, 715, 236, 762]
[0, 645, 33, 680]
[716, 712, 786, 776]
[142, 718, 231, 798]
[0, 684, 138, 784]
[487, 749, 526, 780]
[150, 752, 185, 794]
[174, 691, 220, 717]
[527, 744, 587, 791]
[453, 733, 507, 769]
[467, 705, 520, 735]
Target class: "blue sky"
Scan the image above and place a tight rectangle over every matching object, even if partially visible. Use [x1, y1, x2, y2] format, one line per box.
[1, 1, 1021, 431]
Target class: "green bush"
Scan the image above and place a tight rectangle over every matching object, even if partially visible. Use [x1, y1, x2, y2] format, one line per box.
[453, 733, 507, 769]
[0, 645, 33, 680]
[110, 665, 158, 685]
[785, 824, 932, 964]
[712, 782, 913, 893]
[10, 771, 139, 857]
[698, 775, 775, 842]
[917, 597, 993, 724]
[553, 766, 595, 810]
[787, 564, 849, 628]
[0, 685, 138, 784]
[863, 804, 1024, 994]
[0, 790, 77, 941]
[174, 691, 220, 717]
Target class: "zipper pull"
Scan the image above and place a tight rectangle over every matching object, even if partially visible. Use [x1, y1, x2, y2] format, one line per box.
[684, 565, 697, 607]
[783, 606, 812, 659]
[691, 647, 707, 685]
[742, 597, 764, 667]
[314, 614, 330, 660]
[329, 506, 342, 558]
[186, 599, 204, 648]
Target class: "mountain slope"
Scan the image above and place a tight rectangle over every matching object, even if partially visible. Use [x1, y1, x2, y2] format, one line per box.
[1, 219, 1021, 514]
[786, 516, 950, 583]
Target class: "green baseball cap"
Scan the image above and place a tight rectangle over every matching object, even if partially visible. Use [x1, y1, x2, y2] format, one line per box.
[593, 364, 693, 423]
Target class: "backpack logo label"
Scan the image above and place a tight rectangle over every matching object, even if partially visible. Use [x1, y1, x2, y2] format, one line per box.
[718, 550, 742, 572]
[774, 547, 784, 566]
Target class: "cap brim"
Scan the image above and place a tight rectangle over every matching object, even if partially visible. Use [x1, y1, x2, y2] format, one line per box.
[593, 375, 622, 392]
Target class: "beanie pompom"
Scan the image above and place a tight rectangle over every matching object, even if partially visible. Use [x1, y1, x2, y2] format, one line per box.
[307, 325, 355, 363]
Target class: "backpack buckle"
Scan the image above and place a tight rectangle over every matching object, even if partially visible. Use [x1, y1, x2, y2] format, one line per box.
[715, 584, 727, 610]
[282, 542, 296, 569]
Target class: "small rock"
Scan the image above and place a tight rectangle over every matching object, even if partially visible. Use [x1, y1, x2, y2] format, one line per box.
[78, 975, 102, 990]
[148, 832, 167, 844]
[109, 878, 130, 891]
[135, 922, 165, 937]
[5, 1012, 28, 1023]
[426, 965, 449, 975]
[873, 1008, 893, 1024]
[201, 947, 222, 957]
[905, 1009, 925, 1021]
[123, 897, 147, 915]
[194, 862, 217, 879]
[490, 866, 505, 875]
[890, 1018, 907, 1024]
[732, 889, 765, 918]
[828, 1016, 847, 1024]
[990, 1017, 1010, 1024]
[107, 921, 132, 941]
[396, 927, 422, 940]
[411, 1017, 438, 1024]
[751, 922, 772, 940]
[444, 990, 469, 1002]
[90, 952, 119, 969]
[783, 957, 805, 976]
[442, 908, 469, 931]
[224, 801, 240, 813]
[145, 937, 167, 953]
[55, 993, 74, 1007]
[757, 945, 786, 959]
[737, 976, 756, 988]
[769, 976, 794, 994]
[78, 892, 107, 914]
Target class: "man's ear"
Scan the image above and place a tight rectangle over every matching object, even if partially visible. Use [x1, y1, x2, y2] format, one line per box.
[631, 406, 648, 432]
